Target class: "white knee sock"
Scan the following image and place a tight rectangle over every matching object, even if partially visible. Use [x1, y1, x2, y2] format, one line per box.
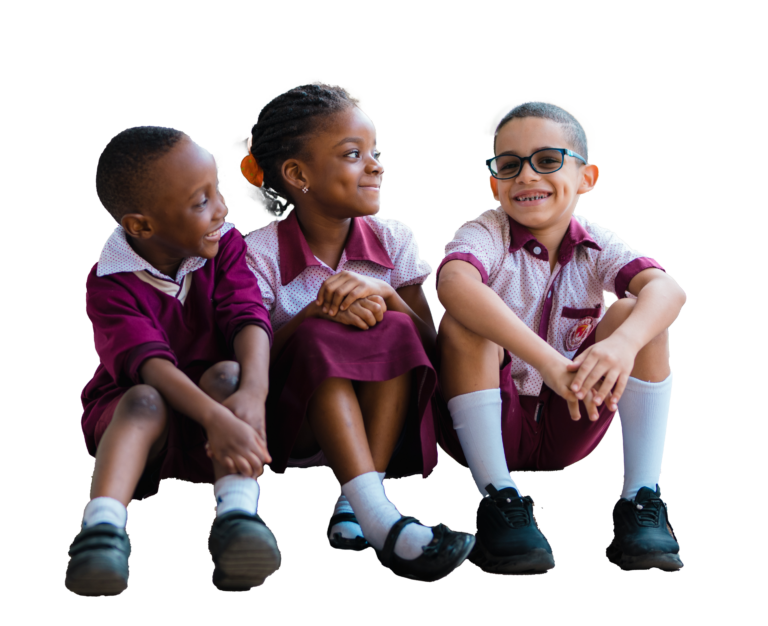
[341, 472, 433, 560]
[618, 374, 672, 500]
[82, 497, 127, 529]
[330, 472, 385, 540]
[214, 475, 260, 516]
[448, 389, 519, 496]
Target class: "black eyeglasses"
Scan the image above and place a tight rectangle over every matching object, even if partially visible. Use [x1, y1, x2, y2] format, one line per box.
[486, 148, 587, 180]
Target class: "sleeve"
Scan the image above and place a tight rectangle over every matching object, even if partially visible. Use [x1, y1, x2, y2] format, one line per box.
[244, 230, 278, 314]
[213, 229, 273, 346]
[590, 222, 665, 298]
[437, 211, 506, 286]
[86, 272, 177, 386]
[379, 220, 432, 290]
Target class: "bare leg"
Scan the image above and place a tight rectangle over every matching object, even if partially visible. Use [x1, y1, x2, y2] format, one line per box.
[90, 385, 169, 506]
[439, 312, 505, 401]
[198, 361, 243, 481]
[356, 372, 411, 473]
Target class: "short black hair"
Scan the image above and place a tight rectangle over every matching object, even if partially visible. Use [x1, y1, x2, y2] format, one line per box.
[96, 126, 186, 223]
[248, 83, 358, 216]
[494, 102, 588, 162]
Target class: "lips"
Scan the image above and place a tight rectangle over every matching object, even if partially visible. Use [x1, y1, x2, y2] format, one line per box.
[204, 228, 222, 242]
[513, 189, 552, 202]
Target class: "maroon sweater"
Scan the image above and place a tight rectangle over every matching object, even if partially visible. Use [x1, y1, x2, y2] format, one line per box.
[81, 228, 272, 455]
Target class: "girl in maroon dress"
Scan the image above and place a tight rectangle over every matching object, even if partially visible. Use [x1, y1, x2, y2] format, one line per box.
[243, 84, 473, 582]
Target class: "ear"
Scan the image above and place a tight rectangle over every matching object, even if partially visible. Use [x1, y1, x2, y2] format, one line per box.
[121, 213, 153, 239]
[490, 176, 499, 201]
[282, 158, 309, 192]
[576, 164, 599, 195]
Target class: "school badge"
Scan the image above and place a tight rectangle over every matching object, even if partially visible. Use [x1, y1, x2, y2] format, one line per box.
[564, 317, 594, 352]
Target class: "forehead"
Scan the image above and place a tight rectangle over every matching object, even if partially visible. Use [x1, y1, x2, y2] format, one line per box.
[495, 117, 571, 154]
[312, 106, 376, 147]
[152, 137, 217, 192]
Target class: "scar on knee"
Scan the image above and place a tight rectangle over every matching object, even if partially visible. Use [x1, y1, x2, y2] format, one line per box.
[121, 385, 165, 419]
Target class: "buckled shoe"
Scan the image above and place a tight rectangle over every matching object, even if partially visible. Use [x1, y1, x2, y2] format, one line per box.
[375, 516, 475, 582]
[65, 523, 131, 596]
[606, 486, 683, 571]
[209, 511, 281, 590]
[469, 484, 554, 574]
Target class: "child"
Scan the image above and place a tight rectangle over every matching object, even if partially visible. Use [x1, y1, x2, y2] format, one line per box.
[436, 102, 685, 573]
[243, 84, 474, 582]
[66, 127, 280, 596]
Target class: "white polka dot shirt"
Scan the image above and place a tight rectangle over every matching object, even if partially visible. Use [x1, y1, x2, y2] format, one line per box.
[245, 211, 431, 332]
[438, 207, 663, 396]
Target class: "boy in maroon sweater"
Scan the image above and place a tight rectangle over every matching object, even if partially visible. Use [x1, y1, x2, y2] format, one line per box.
[66, 127, 279, 596]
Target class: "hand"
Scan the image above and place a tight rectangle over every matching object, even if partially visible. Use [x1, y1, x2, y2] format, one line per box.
[205, 407, 268, 478]
[315, 271, 394, 316]
[223, 390, 270, 455]
[315, 295, 387, 330]
[567, 335, 637, 415]
[539, 356, 582, 421]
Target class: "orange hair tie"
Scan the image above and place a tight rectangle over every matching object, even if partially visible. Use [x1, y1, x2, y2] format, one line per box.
[241, 153, 264, 188]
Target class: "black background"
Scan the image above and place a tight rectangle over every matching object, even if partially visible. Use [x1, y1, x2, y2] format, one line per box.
[66, 80, 690, 592]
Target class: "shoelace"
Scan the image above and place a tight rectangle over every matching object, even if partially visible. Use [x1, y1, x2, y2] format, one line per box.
[493, 494, 532, 528]
[634, 497, 664, 527]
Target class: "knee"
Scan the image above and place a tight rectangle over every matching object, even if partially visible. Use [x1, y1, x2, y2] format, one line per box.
[597, 298, 636, 339]
[116, 385, 167, 428]
[438, 313, 489, 357]
[200, 361, 240, 400]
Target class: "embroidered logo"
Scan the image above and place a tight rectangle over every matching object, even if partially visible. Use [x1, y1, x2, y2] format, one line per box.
[564, 317, 594, 352]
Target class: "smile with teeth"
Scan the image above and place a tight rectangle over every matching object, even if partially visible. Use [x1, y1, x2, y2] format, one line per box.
[205, 228, 221, 239]
[515, 193, 551, 201]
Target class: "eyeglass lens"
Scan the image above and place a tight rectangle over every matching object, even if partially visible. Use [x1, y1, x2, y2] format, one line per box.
[490, 149, 565, 177]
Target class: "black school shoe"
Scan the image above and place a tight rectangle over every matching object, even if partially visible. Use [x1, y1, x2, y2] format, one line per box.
[209, 511, 281, 591]
[606, 486, 683, 571]
[375, 517, 475, 582]
[65, 523, 131, 596]
[327, 513, 371, 551]
[469, 485, 555, 574]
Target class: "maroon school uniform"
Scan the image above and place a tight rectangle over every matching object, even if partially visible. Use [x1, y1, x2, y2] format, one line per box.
[245, 211, 437, 478]
[81, 224, 271, 498]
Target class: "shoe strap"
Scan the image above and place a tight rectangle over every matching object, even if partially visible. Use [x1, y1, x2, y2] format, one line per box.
[327, 512, 359, 535]
[379, 516, 419, 567]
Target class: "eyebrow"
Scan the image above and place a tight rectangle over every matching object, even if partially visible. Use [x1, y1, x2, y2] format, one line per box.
[333, 136, 364, 148]
[496, 146, 557, 156]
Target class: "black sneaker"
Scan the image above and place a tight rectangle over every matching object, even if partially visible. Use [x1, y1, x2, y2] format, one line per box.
[469, 484, 554, 574]
[65, 524, 131, 596]
[606, 486, 683, 571]
[209, 511, 281, 591]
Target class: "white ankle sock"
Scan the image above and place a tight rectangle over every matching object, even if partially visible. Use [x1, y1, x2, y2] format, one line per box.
[341, 472, 433, 560]
[82, 497, 127, 529]
[448, 389, 519, 496]
[618, 374, 672, 500]
[330, 472, 386, 540]
[214, 475, 260, 516]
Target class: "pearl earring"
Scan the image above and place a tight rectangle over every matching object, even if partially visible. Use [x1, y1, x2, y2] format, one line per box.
[302, 186, 309, 194]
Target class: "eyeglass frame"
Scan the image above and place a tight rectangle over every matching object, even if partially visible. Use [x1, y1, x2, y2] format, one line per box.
[486, 148, 588, 180]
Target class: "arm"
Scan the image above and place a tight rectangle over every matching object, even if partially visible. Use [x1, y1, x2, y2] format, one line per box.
[139, 357, 267, 477]
[437, 259, 581, 417]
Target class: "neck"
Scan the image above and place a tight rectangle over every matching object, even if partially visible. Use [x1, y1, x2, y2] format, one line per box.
[294, 208, 352, 270]
[127, 237, 184, 279]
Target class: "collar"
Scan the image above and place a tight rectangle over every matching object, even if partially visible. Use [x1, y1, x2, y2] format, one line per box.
[507, 215, 601, 264]
[96, 222, 234, 283]
[277, 211, 394, 286]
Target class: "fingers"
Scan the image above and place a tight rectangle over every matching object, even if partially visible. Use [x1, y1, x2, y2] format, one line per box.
[583, 389, 600, 422]
[606, 373, 629, 412]
[338, 310, 369, 330]
[356, 298, 384, 324]
[567, 396, 581, 421]
[349, 302, 377, 327]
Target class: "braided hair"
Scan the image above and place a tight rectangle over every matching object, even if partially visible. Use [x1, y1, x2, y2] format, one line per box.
[249, 84, 358, 216]
[97, 126, 186, 223]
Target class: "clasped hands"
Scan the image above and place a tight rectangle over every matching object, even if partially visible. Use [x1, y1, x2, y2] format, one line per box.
[540, 334, 637, 422]
[312, 271, 394, 330]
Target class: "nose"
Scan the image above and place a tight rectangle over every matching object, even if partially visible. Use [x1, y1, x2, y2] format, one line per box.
[367, 153, 384, 175]
[215, 192, 229, 220]
[516, 157, 539, 182]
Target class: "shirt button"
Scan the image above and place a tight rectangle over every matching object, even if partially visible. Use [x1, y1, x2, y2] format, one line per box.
[548, 291, 552, 298]
[533, 246, 542, 255]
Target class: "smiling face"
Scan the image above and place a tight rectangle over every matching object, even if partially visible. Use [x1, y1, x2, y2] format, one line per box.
[492, 117, 596, 234]
[134, 137, 228, 262]
[287, 105, 383, 219]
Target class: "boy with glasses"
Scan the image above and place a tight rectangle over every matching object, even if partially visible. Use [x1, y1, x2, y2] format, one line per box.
[436, 102, 685, 573]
